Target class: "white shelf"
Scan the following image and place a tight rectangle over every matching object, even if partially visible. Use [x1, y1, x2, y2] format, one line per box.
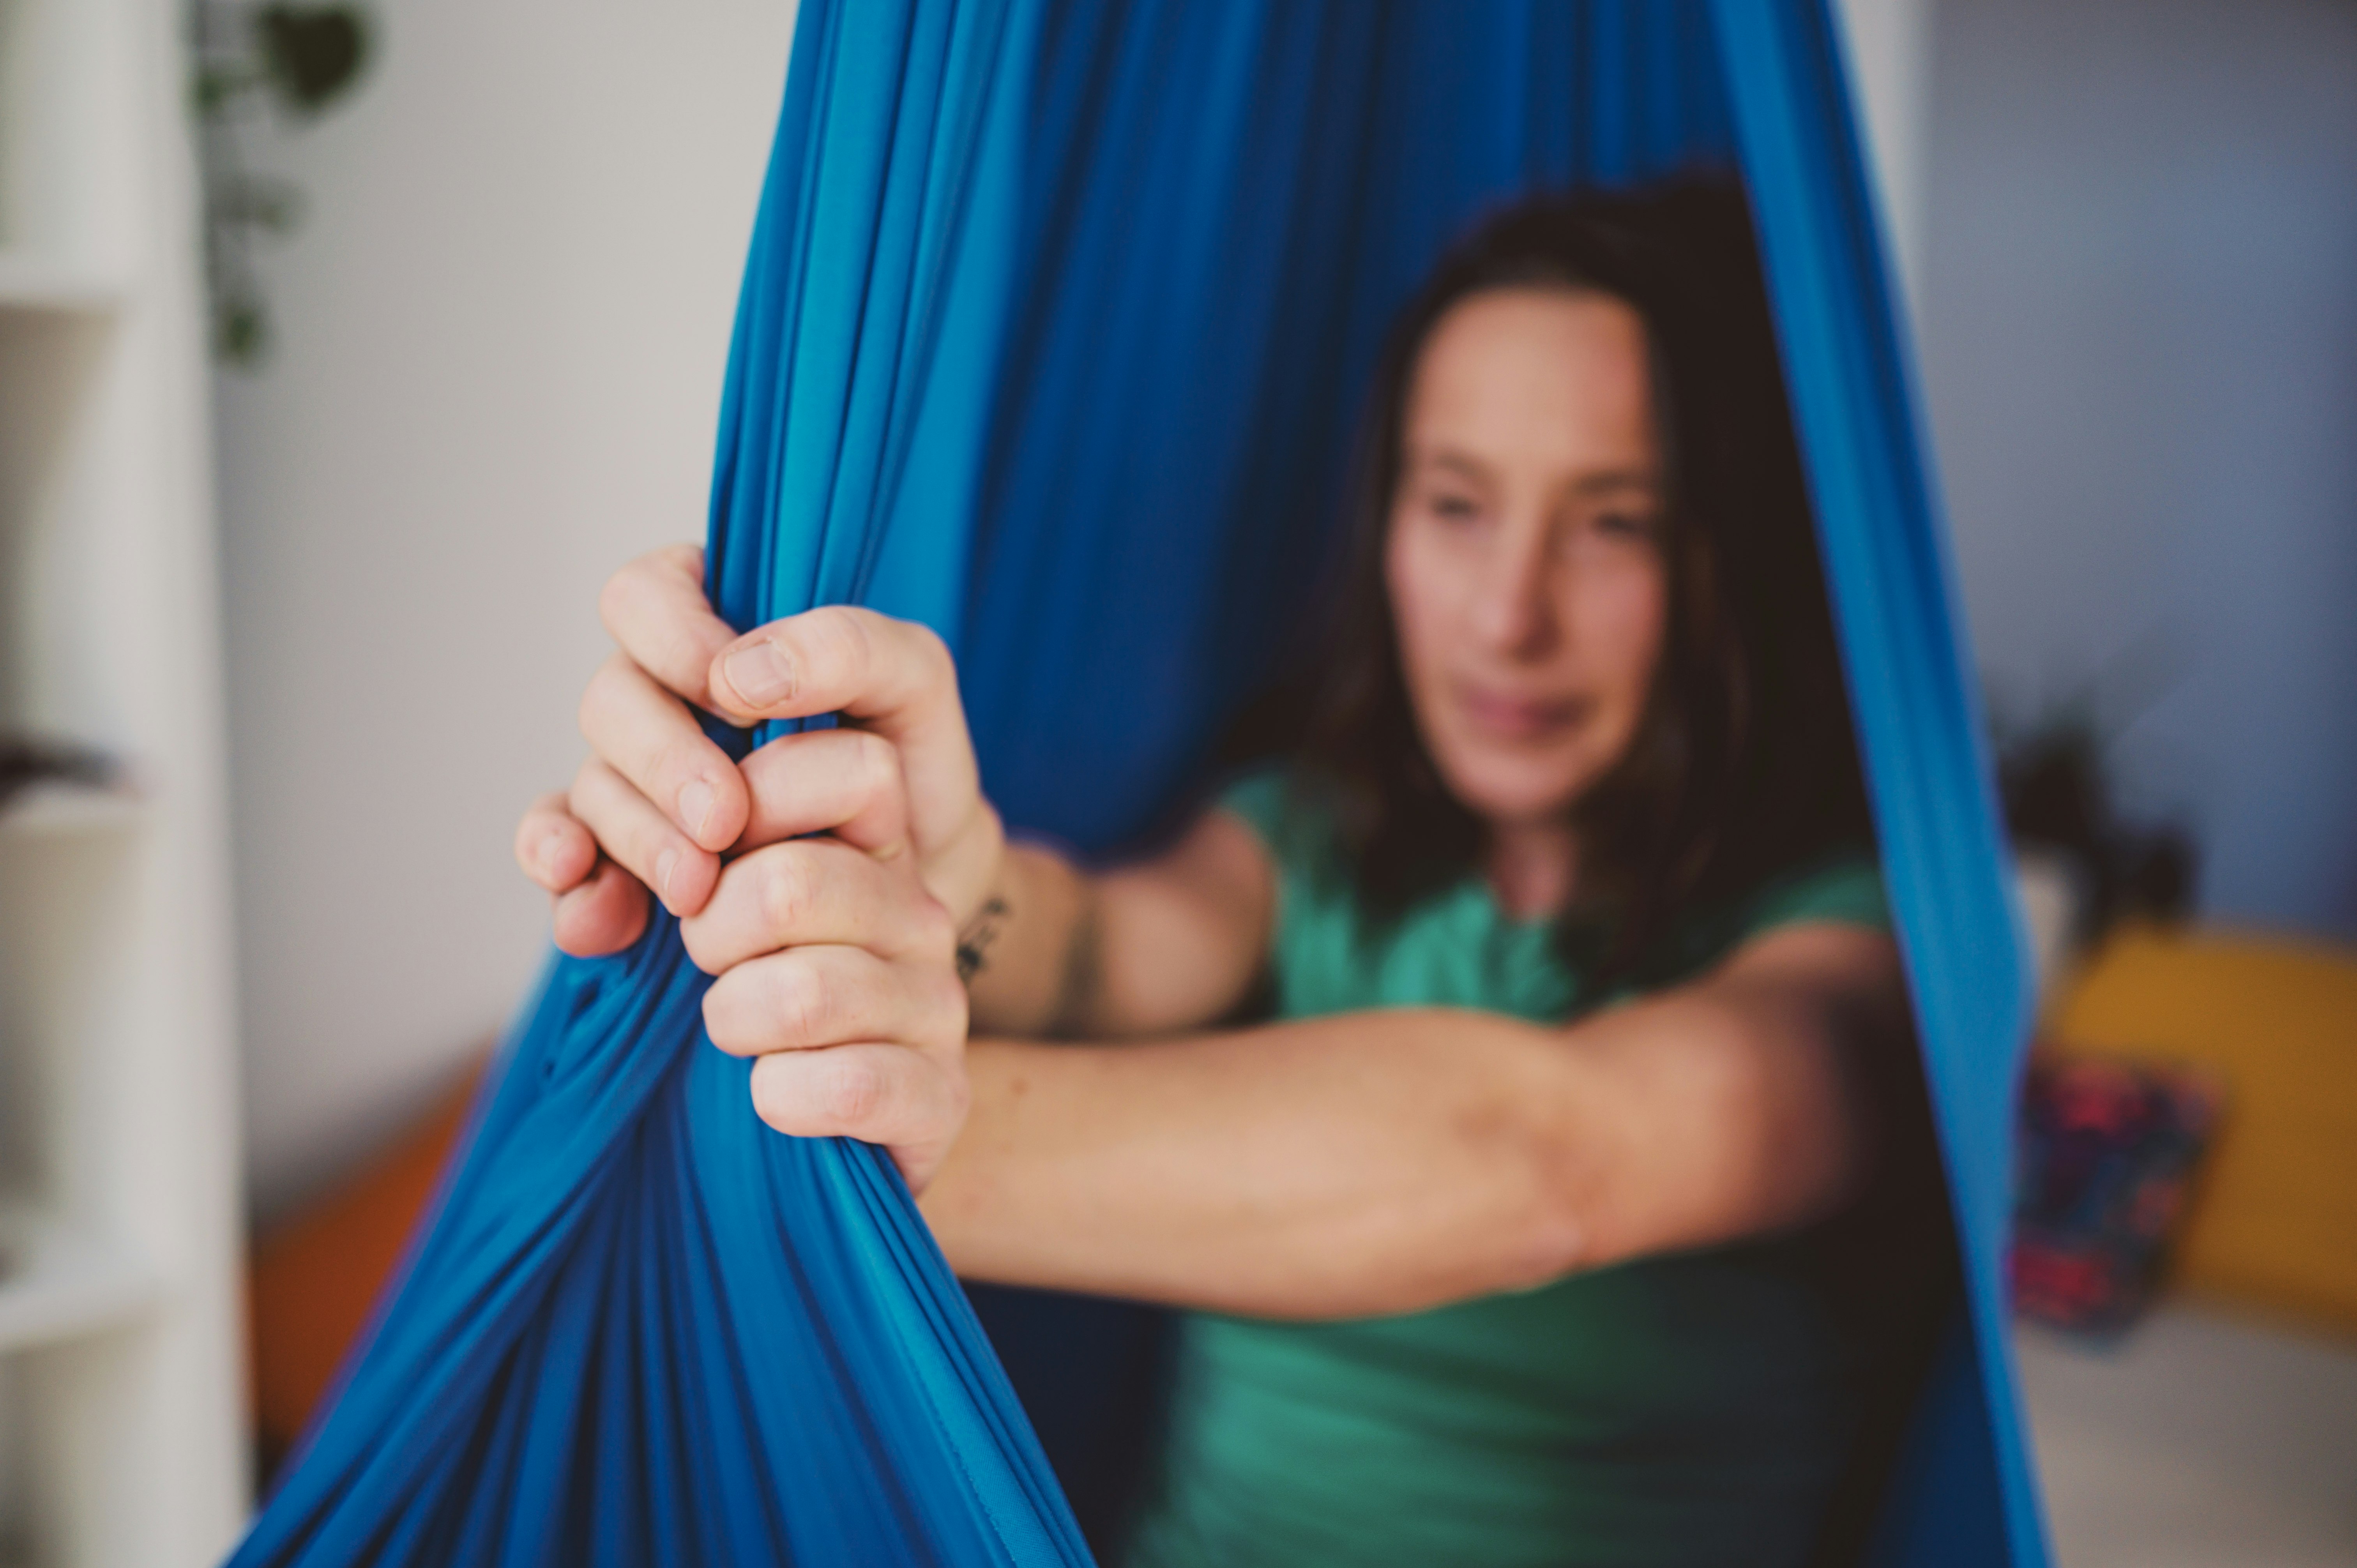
[0, 1212, 158, 1356]
[0, 785, 144, 842]
[0, 254, 122, 316]
[0, 0, 251, 1556]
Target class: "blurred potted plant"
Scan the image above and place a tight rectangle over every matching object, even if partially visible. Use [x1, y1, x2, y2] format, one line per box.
[190, 2, 375, 365]
[1992, 643, 2199, 948]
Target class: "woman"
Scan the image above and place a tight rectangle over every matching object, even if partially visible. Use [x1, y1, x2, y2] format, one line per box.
[517, 182, 1948, 1566]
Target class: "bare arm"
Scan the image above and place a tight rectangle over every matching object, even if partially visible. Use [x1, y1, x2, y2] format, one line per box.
[518, 548, 1907, 1284]
[921, 919, 1909, 1320]
[960, 810, 1274, 1040]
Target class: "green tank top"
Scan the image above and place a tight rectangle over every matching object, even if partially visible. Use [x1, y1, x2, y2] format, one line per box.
[1122, 771, 1895, 1568]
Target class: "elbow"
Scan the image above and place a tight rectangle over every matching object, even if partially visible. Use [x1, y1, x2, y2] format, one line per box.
[1509, 1131, 1632, 1286]
[1488, 1184, 1597, 1298]
[1482, 1067, 1620, 1293]
[1519, 1007, 1867, 1278]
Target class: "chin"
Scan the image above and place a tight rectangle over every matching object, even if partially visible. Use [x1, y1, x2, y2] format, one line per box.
[1429, 739, 1608, 827]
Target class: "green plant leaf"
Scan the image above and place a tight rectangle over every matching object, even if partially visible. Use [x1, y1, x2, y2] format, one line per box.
[257, 3, 369, 114]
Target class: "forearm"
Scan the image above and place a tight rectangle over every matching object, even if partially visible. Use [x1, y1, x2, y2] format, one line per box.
[919, 946, 1882, 1321]
[959, 813, 1274, 1040]
[919, 1010, 1607, 1319]
[959, 842, 1098, 1037]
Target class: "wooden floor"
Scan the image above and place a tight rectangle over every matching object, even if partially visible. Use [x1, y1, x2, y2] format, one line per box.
[2018, 1301, 2357, 1567]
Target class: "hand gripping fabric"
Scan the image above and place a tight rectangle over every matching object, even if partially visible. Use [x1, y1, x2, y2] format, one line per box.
[230, 3, 1091, 1564]
[233, 2, 2047, 1564]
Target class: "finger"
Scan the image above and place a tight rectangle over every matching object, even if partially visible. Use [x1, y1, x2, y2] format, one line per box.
[746, 1042, 964, 1175]
[551, 857, 650, 957]
[703, 945, 964, 1058]
[704, 607, 978, 844]
[569, 758, 722, 916]
[515, 791, 598, 893]
[597, 544, 740, 711]
[734, 726, 912, 859]
[578, 652, 747, 853]
[680, 838, 953, 976]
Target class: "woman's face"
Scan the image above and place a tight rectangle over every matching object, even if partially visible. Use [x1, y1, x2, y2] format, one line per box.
[1384, 286, 1670, 831]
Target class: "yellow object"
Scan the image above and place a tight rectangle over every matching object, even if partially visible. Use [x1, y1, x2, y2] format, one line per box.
[2048, 925, 2357, 1335]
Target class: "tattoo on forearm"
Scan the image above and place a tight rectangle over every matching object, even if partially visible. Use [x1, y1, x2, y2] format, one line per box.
[956, 897, 1010, 984]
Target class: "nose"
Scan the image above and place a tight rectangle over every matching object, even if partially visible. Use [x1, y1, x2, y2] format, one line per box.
[1468, 515, 1558, 659]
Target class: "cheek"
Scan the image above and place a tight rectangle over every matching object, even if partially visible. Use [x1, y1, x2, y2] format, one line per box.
[1383, 518, 1458, 685]
[1574, 556, 1670, 710]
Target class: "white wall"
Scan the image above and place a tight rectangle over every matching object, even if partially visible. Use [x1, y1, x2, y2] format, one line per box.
[1918, 0, 2357, 940]
[1836, 0, 1933, 307]
[216, 0, 797, 1218]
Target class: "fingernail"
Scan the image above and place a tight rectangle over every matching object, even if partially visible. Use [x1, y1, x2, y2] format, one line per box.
[678, 779, 716, 840]
[540, 827, 569, 874]
[655, 848, 680, 906]
[723, 640, 794, 706]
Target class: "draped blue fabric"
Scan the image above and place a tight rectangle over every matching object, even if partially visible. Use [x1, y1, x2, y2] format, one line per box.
[233, 4, 1089, 1564]
[234, 1, 2045, 1564]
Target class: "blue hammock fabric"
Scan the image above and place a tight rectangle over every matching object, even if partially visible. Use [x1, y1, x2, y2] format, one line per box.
[234, 2, 2046, 1565]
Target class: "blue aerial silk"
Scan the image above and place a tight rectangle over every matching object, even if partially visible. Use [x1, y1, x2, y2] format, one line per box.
[234, 2, 2046, 1565]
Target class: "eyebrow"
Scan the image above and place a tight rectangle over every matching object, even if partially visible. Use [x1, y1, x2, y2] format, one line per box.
[1415, 450, 1494, 485]
[1567, 468, 1662, 498]
[1409, 449, 1661, 498]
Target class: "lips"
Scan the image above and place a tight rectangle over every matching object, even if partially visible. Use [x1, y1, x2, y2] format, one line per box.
[1454, 682, 1592, 742]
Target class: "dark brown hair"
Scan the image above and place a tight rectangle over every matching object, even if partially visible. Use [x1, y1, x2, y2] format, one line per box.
[1291, 177, 1871, 976]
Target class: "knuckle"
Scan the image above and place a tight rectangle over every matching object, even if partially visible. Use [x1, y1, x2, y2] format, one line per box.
[774, 959, 836, 1044]
[852, 730, 901, 800]
[516, 796, 558, 846]
[577, 655, 636, 742]
[654, 625, 710, 692]
[909, 621, 954, 683]
[797, 605, 871, 687]
[757, 848, 815, 936]
[748, 1057, 798, 1133]
[651, 733, 707, 793]
[698, 985, 742, 1050]
[821, 1056, 890, 1128]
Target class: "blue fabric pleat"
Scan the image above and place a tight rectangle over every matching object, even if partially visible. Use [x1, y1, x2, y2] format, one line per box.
[233, 2, 2045, 1563]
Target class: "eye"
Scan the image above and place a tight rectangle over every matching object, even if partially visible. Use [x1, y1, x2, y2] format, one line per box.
[1593, 508, 1662, 543]
[1426, 490, 1482, 523]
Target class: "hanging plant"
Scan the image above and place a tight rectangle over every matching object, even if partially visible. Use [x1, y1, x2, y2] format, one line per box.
[190, 3, 375, 367]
